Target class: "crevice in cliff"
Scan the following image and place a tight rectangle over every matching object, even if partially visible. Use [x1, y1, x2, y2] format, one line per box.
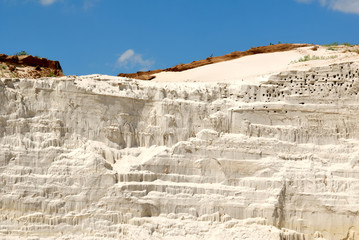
[341, 226, 356, 240]
[273, 180, 286, 229]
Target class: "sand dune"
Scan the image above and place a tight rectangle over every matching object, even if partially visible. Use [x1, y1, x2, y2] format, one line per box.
[153, 45, 359, 83]
[118, 43, 309, 80]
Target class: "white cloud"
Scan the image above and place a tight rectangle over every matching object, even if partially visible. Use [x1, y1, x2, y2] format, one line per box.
[40, 0, 56, 6]
[116, 49, 154, 71]
[83, 0, 98, 10]
[36, 0, 100, 8]
[296, 0, 312, 3]
[331, 0, 359, 14]
[296, 0, 359, 14]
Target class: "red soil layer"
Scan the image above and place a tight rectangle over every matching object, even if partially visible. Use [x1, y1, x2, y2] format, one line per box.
[118, 43, 311, 80]
[0, 54, 63, 78]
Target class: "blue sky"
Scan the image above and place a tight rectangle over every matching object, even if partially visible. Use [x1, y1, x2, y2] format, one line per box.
[1, 0, 359, 76]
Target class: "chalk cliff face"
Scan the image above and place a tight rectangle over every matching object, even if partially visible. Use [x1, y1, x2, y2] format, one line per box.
[1, 62, 359, 239]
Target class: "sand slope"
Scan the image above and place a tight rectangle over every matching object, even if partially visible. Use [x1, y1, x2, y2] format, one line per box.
[153, 45, 359, 83]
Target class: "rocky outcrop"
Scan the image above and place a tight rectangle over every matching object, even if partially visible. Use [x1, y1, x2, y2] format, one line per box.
[118, 43, 310, 80]
[0, 54, 63, 79]
[1, 61, 359, 239]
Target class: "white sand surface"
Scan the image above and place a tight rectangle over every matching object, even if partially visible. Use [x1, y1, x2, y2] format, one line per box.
[153, 45, 359, 84]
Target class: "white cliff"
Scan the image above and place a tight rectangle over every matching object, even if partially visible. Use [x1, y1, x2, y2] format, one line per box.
[1, 46, 359, 240]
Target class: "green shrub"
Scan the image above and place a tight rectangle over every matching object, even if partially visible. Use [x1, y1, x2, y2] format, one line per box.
[297, 55, 320, 62]
[291, 55, 338, 64]
[324, 42, 339, 47]
[47, 71, 56, 77]
[323, 42, 354, 48]
[15, 51, 29, 56]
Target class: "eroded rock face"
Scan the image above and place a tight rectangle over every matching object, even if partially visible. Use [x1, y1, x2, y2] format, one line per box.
[1, 62, 359, 239]
[0, 54, 63, 79]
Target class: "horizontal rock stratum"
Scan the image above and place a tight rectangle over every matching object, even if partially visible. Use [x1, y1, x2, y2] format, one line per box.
[1, 45, 359, 240]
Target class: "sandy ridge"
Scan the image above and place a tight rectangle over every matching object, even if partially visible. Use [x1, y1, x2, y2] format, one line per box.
[118, 43, 310, 80]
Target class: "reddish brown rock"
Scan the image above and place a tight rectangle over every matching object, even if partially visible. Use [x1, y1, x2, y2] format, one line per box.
[0, 53, 63, 79]
[8, 65, 16, 72]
